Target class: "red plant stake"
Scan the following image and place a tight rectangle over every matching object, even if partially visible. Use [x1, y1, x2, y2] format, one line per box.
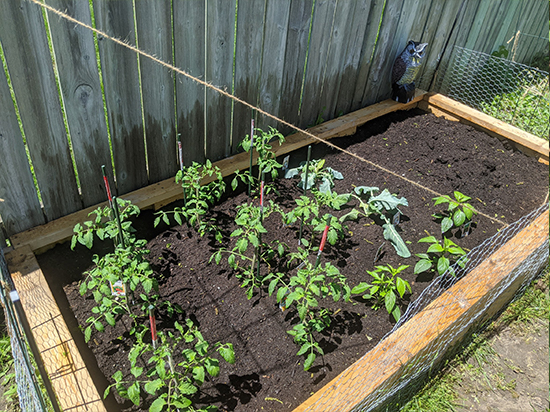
[315, 215, 331, 268]
[148, 305, 158, 349]
[101, 165, 113, 207]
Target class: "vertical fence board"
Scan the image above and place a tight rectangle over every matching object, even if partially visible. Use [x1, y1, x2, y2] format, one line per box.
[173, 0, 205, 166]
[418, 0, 464, 91]
[0, 66, 45, 235]
[205, 0, 236, 160]
[490, 0, 521, 56]
[45, 0, 112, 208]
[256, 0, 291, 132]
[319, 0, 369, 122]
[278, 0, 314, 135]
[93, 0, 148, 195]
[332, 0, 370, 117]
[361, 0, 406, 106]
[351, 0, 386, 111]
[135, 0, 177, 183]
[299, 0, 337, 129]
[0, 0, 81, 222]
[232, 0, 266, 153]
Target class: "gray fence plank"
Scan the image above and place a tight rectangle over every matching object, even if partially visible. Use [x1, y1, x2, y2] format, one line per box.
[205, 0, 236, 160]
[0, 63, 45, 236]
[299, 0, 337, 129]
[135, 0, 177, 183]
[93, 0, 148, 195]
[232, 0, 266, 154]
[173, 0, 205, 166]
[256, 0, 291, 133]
[361, 0, 405, 106]
[0, 0, 81, 222]
[351, 0, 386, 111]
[278, 0, 314, 135]
[45, 0, 113, 207]
[323, 0, 369, 120]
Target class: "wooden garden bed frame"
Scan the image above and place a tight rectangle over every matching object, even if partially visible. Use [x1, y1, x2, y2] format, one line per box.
[3, 92, 548, 412]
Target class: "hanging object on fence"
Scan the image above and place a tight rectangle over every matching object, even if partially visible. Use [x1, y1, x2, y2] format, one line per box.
[391, 40, 428, 103]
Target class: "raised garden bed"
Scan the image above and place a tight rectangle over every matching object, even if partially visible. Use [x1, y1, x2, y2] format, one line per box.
[5, 94, 549, 412]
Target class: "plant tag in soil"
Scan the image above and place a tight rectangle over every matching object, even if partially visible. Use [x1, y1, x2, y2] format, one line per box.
[374, 242, 385, 264]
[463, 221, 471, 237]
[110, 280, 126, 296]
[282, 155, 290, 171]
[393, 211, 401, 226]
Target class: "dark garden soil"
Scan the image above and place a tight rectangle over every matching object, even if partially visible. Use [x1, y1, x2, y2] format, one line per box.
[37, 109, 548, 412]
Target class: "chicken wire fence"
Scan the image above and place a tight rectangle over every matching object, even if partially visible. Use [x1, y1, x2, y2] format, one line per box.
[434, 45, 549, 139]
[0, 248, 50, 411]
[302, 202, 549, 412]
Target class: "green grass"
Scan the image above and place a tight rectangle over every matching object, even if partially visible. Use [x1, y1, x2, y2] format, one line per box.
[481, 75, 550, 140]
[0, 327, 18, 411]
[401, 270, 550, 412]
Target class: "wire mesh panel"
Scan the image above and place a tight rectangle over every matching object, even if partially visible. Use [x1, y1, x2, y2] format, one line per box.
[436, 46, 549, 139]
[0, 249, 48, 412]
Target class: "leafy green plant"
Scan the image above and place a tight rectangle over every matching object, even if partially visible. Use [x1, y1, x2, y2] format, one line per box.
[106, 319, 235, 412]
[341, 187, 411, 258]
[210, 200, 285, 299]
[71, 198, 140, 249]
[432, 191, 477, 234]
[285, 158, 343, 193]
[155, 160, 226, 242]
[352, 264, 411, 321]
[0, 332, 17, 406]
[79, 244, 159, 341]
[265, 247, 351, 371]
[414, 236, 467, 277]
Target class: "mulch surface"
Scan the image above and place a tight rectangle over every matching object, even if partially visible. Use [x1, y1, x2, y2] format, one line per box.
[37, 109, 548, 412]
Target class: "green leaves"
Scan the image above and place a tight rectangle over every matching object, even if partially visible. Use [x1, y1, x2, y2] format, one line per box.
[382, 223, 411, 258]
[432, 191, 477, 234]
[414, 236, 467, 276]
[285, 158, 343, 193]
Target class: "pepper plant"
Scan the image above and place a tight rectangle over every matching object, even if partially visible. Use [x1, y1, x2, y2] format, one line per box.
[414, 235, 467, 277]
[155, 160, 226, 242]
[352, 264, 411, 321]
[106, 319, 235, 412]
[432, 191, 478, 235]
[341, 187, 410, 258]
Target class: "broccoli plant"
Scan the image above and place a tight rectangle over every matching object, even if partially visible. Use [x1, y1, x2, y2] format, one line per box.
[352, 264, 411, 321]
[341, 187, 411, 258]
[285, 158, 343, 193]
[154, 160, 225, 242]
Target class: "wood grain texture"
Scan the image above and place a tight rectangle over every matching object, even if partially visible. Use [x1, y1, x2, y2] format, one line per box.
[0, 66, 45, 235]
[293, 209, 549, 412]
[9, 93, 423, 254]
[278, 0, 314, 135]
[6, 246, 107, 411]
[256, 0, 291, 132]
[135, 0, 177, 183]
[205, 0, 236, 160]
[298, 0, 337, 129]
[93, 0, 148, 195]
[231, 0, 266, 154]
[173, 0, 206, 166]
[45, 0, 113, 207]
[0, 0, 81, 221]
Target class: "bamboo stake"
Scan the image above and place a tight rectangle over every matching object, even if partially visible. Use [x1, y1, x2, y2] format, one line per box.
[248, 118, 255, 196]
[298, 145, 312, 245]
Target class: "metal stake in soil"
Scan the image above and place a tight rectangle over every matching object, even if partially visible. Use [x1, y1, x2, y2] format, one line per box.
[256, 172, 265, 280]
[248, 118, 255, 197]
[298, 145, 312, 245]
[177, 134, 187, 207]
[148, 305, 158, 349]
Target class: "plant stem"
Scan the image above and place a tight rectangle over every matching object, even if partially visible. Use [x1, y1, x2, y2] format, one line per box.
[256, 173, 265, 281]
[248, 118, 254, 197]
[112, 196, 125, 248]
[177, 134, 187, 207]
[298, 145, 312, 245]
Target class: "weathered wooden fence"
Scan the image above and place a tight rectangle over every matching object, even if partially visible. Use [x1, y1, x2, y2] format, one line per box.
[0, 0, 548, 242]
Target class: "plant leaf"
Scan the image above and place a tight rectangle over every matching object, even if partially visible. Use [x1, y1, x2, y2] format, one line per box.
[304, 352, 316, 371]
[128, 382, 140, 406]
[219, 344, 235, 364]
[144, 380, 164, 395]
[441, 217, 453, 233]
[414, 259, 432, 274]
[149, 397, 167, 412]
[382, 224, 410, 258]
[385, 290, 397, 314]
[437, 256, 450, 275]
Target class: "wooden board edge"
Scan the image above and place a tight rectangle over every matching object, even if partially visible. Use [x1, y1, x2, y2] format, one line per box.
[424, 93, 549, 161]
[5, 245, 107, 412]
[292, 209, 548, 412]
[10, 94, 424, 254]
